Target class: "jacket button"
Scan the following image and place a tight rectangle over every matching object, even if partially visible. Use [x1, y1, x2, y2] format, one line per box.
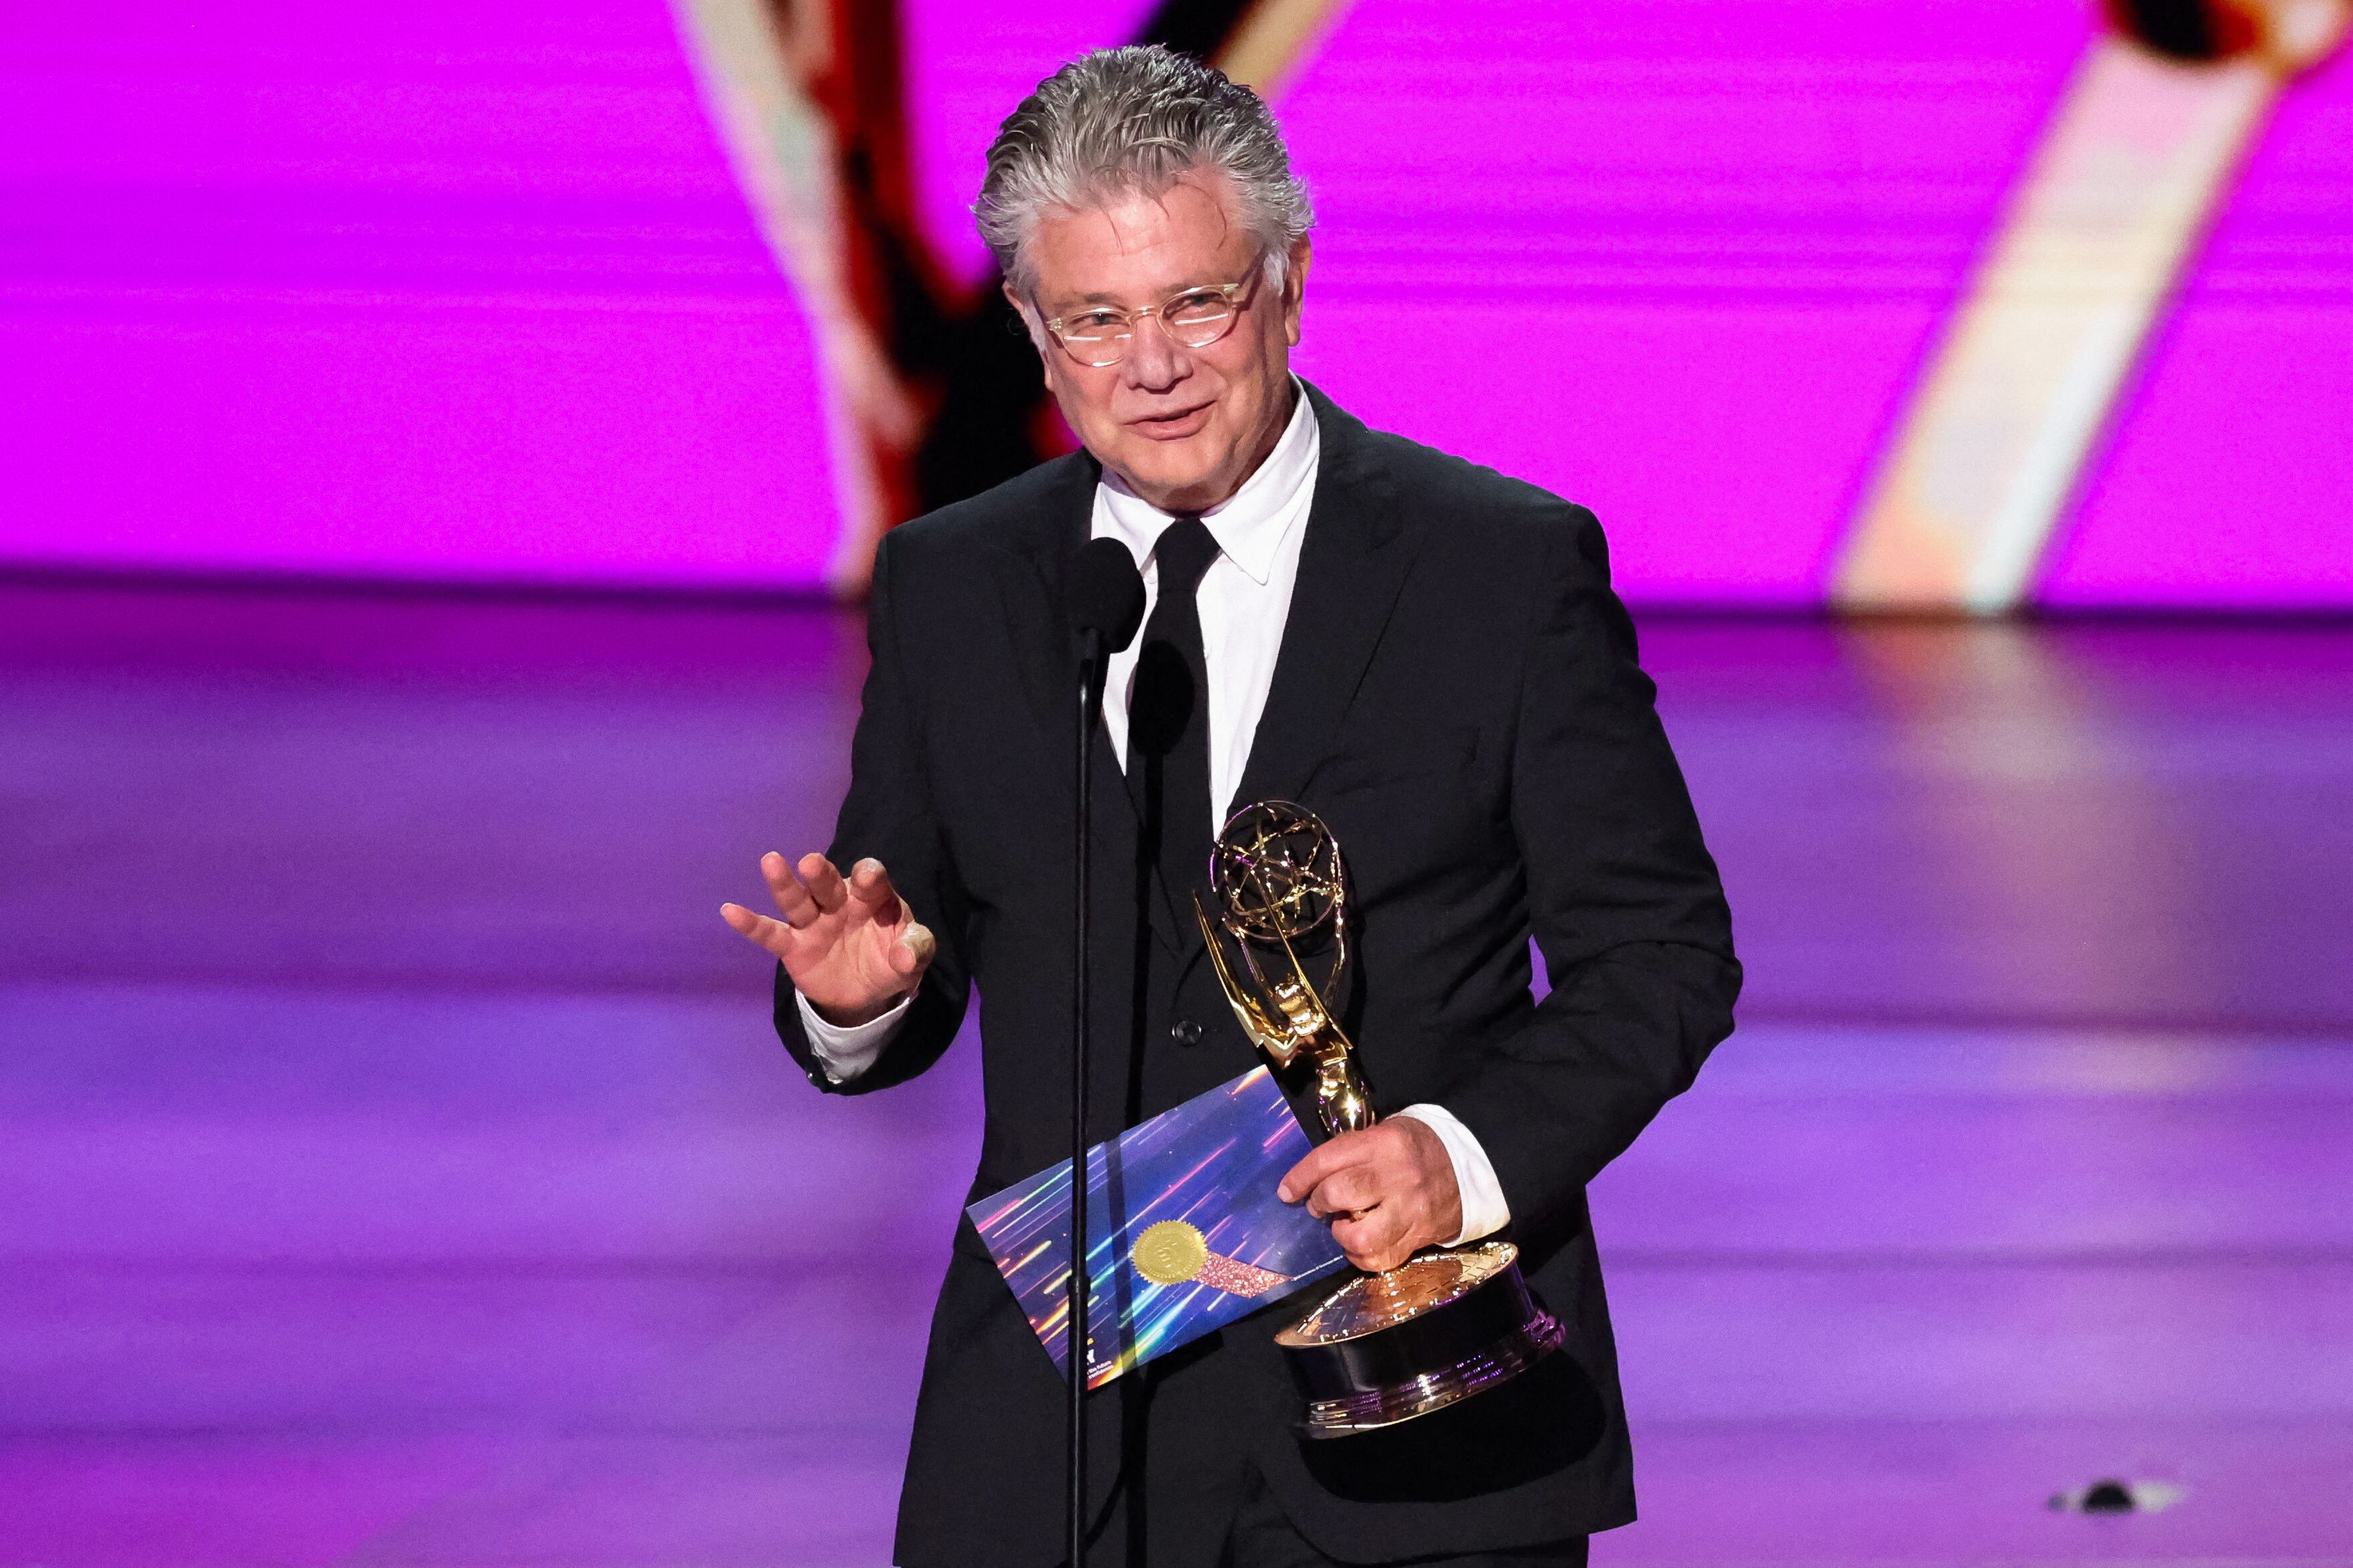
[1170, 1018, 1205, 1047]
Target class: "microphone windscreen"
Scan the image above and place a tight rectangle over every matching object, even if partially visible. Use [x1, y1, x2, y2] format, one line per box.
[1069, 537, 1146, 653]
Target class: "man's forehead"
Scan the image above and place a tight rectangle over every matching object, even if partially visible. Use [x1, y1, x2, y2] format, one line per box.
[1028, 175, 1251, 303]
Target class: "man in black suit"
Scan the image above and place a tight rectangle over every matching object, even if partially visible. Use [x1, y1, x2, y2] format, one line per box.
[722, 45, 1738, 1568]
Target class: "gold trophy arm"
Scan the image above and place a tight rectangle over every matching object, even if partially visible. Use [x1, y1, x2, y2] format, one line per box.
[1269, 914, 1356, 1060]
[1313, 1051, 1375, 1135]
[1194, 894, 1306, 1067]
[1269, 911, 1374, 1133]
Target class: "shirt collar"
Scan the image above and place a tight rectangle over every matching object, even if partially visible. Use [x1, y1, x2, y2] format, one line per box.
[1097, 377, 1318, 586]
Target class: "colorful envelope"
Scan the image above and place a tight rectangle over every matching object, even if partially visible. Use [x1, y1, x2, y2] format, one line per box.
[967, 1066, 1350, 1388]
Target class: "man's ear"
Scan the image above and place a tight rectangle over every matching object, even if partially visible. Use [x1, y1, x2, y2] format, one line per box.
[1282, 236, 1312, 346]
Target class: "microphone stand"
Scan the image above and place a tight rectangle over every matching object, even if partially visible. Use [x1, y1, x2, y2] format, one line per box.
[1061, 537, 1139, 1568]
[1069, 627, 1105, 1568]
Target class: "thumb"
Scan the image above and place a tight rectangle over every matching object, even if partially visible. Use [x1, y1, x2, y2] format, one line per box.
[887, 918, 936, 977]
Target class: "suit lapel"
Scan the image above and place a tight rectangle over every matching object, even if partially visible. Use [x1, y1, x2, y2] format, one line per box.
[988, 451, 1184, 958]
[993, 450, 1100, 756]
[1230, 384, 1417, 814]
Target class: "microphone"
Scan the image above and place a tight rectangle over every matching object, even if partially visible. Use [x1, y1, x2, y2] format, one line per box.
[1059, 533, 1141, 1564]
[1069, 537, 1146, 656]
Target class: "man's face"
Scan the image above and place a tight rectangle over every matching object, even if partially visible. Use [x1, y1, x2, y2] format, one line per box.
[1014, 172, 1308, 514]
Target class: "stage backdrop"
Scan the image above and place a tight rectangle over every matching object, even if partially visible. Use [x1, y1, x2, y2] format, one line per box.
[3, 1, 2348, 606]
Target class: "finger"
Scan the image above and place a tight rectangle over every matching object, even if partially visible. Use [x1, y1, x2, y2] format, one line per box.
[1332, 1210, 1411, 1273]
[762, 853, 819, 928]
[846, 857, 900, 914]
[798, 853, 848, 914]
[1305, 1167, 1385, 1222]
[1277, 1133, 1376, 1205]
[719, 901, 797, 959]
[887, 918, 936, 978]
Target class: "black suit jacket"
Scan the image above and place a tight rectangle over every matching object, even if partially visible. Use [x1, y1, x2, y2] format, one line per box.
[775, 384, 1740, 1566]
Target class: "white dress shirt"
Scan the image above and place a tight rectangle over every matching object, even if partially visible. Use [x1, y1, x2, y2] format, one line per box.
[797, 382, 1510, 1248]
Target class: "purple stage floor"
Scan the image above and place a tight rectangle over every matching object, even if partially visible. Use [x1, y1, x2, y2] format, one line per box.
[3, 579, 2349, 1565]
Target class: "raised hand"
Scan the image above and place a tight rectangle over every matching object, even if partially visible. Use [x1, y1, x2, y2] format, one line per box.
[720, 853, 936, 1025]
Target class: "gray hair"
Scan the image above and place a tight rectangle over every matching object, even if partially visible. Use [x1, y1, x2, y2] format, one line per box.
[975, 45, 1314, 299]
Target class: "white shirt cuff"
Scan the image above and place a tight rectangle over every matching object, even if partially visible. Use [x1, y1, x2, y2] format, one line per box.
[1392, 1103, 1512, 1247]
[795, 990, 912, 1085]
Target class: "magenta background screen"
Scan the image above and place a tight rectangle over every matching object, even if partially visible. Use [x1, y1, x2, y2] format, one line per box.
[4, 1, 2349, 605]
[0, 3, 842, 591]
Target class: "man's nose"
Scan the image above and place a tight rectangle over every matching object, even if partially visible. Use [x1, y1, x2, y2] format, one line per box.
[1121, 311, 1187, 392]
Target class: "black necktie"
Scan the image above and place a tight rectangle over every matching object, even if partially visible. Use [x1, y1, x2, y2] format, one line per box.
[1126, 516, 1219, 907]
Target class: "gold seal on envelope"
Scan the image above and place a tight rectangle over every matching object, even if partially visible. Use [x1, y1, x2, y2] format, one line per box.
[1132, 1220, 1289, 1299]
[1133, 1221, 1211, 1285]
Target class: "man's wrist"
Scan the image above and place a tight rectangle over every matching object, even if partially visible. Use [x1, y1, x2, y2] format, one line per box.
[1393, 1114, 1465, 1244]
[1391, 1103, 1512, 1247]
[797, 990, 914, 1086]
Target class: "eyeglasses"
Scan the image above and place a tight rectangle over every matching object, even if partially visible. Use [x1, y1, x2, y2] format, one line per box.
[1041, 269, 1262, 368]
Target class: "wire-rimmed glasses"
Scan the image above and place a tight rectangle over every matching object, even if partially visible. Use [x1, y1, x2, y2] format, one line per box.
[1041, 269, 1263, 368]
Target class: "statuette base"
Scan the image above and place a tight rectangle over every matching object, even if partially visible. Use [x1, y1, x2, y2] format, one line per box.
[1273, 1241, 1564, 1438]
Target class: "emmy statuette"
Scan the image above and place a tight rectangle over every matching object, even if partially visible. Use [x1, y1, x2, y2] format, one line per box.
[1194, 801, 1564, 1437]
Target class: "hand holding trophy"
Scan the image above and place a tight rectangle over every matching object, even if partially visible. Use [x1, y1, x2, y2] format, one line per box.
[1194, 802, 1564, 1438]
